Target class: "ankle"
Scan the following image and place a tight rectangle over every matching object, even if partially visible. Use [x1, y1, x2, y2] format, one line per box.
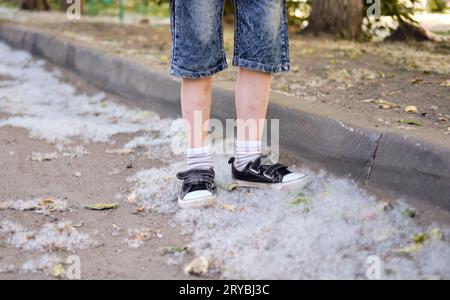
[186, 146, 213, 170]
[234, 139, 262, 171]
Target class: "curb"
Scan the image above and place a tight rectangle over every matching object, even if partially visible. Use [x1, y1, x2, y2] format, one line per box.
[1, 24, 449, 210]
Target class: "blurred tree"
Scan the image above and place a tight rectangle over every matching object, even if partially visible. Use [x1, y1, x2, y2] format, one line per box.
[306, 0, 364, 39]
[20, 0, 51, 10]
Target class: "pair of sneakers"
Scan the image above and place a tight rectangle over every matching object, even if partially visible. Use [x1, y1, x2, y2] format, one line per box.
[176, 156, 307, 209]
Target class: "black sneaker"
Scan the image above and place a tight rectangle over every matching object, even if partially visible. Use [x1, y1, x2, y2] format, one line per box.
[228, 156, 307, 190]
[176, 168, 217, 208]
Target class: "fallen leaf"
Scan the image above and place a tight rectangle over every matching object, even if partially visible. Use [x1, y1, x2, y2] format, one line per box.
[411, 78, 424, 84]
[378, 99, 400, 109]
[405, 106, 418, 113]
[412, 232, 427, 244]
[161, 245, 189, 256]
[125, 228, 156, 248]
[220, 203, 236, 212]
[133, 207, 146, 214]
[361, 98, 400, 109]
[399, 119, 422, 126]
[184, 256, 209, 276]
[223, 183, 238, 191]
[127, 191, 138, 205]
[429, 227, 443, 240]
[51, 263, 65, 278]
[29, 152, 58, 162]
[440, 79, 450, 87]
[290, 193, 310, 206]
[72, 222, 84, 228]
[393, 243, 422, 254]
[403, 208, 417, 218]
[84, 203, 119, 210]
[40, 198, 54, 206]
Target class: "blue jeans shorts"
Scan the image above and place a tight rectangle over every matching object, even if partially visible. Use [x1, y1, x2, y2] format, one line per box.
[169, 0, 290, 78]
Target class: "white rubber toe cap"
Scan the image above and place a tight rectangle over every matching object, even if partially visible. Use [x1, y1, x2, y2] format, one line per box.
[282, 172, 307, 183]
[183, 190, 213, 201]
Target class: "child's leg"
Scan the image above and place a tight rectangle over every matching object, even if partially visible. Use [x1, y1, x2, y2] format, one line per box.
[229, 0, 307, 188]
[234, 68, 271, 170]
[170, 0, 227, 207]
[181, 77, 213, 170]
[175, 77, 216, 208]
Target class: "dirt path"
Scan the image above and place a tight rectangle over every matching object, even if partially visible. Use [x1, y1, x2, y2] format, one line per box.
[0, 39, 449, 279]
[0, 127, 193, 279]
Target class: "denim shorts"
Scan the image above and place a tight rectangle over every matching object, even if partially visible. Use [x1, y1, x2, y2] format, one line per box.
[169, 0, 290, 78]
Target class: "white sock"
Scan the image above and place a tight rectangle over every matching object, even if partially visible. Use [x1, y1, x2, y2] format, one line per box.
[234, 140, 262, 171]
[186, 147, 213, 170]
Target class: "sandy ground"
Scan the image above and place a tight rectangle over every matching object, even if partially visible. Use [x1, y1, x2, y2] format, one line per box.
[0, 127, 194, 279]
[0, 61, 197, 279]
[0, 25, 449, 279]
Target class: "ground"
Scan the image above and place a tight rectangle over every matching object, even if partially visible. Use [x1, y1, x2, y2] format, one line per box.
[0, 34, 450, 279]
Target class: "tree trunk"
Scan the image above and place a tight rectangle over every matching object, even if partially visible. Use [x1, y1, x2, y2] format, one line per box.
[307, 0, 364, 40]
[20, 0, 51, 11]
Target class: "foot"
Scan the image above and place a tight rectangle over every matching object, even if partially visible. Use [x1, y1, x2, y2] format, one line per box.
[176, 168, 217, 208]
[228, 156, 307, 190]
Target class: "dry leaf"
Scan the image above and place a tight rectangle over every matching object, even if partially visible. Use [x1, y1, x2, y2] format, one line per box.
[393, 243, 422, 254]
[223, 183, 238, 191]
[133, 207, 146, 214]
[399, 119, 422, 126]
[51, 263, 65, 277]
[405, 106, 418, 113]
[161, 245, 189, 256]
[30, 152, 58, 162]
[220, 203, 236, 212]
[290, 194, 310, 206]
[411, 78, 424, 84]
[361, 98, 400, 109]
[378, 99, 400, 109]
[85, 203, 119, 210]
[440, 79, 450, 87]
[430, 228, 443, 240]
[127, 191, 138, 205]
[184, 256, 209, 276]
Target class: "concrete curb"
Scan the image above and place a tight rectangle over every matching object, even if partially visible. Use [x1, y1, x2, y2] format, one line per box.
[1, 24, 449, 210]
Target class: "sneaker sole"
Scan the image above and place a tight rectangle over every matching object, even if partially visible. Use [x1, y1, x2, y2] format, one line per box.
[232, 175, 309, 191]
[177, 195, 216, 209]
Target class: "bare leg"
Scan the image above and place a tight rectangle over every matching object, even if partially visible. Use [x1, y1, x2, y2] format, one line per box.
[235, 68, 271, 141]
[232, 68, 306, 185]
[233, 68, 271, 170]
[181, 77, 212, 149]
[177, 77, 216, 208]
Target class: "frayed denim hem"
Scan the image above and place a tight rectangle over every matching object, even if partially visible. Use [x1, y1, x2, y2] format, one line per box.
[170, 61, 228, 79]
[233, 58, 290, 73]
